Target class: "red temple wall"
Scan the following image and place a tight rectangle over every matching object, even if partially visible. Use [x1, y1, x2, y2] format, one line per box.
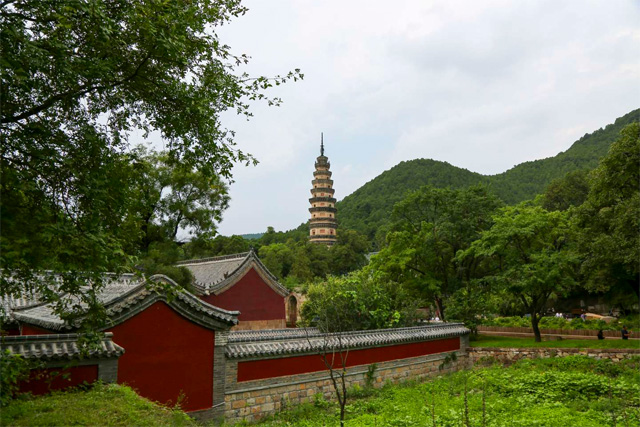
[18, 365, 98, 395]
[201, 268, 285, 321]
[237, 337, 460, 382]
[20, 324, 55, 335]
[107, 301, 215, 412]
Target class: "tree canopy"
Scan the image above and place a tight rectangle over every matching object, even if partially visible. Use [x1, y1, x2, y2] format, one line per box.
[371, 185, 502, 320]
[575, 123, 640, 297]
[0, 0, 301, 326]
[466, 204, 578, 341]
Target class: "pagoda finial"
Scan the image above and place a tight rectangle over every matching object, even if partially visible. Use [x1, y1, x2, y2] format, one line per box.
[320, 132, 324, 156]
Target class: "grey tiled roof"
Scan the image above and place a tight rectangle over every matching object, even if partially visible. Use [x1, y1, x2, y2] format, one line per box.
[12, 274, 239, 331]
[228, 328, 322, 343]
[1, 293, 41, 322]
[1, 273, 141, 323]
[1, 333, 124, 360]
[176, 250, 289, 297]
[226, 323, 468, 359]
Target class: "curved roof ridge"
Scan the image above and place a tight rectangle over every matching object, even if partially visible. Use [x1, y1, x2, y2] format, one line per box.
[208, 252, 289, 297]
[176, 252, 250, 266]
[226, 323, 469, 358]
[1, 332, 124, 360]
[12, 274, 239, 332]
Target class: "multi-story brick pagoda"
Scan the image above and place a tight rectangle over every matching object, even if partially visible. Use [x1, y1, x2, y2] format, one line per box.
[309, 134, 337, 245]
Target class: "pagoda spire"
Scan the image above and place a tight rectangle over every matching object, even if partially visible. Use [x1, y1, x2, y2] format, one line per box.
[308, 134, 337, 246]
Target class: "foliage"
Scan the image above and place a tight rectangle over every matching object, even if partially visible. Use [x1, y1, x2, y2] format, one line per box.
[337, 159, 491, 242]
[182, 234, 251, 260]
[470, 335, 640, 349]
[0, 0, 300, 328]
[372, 185, 502, 321]
[128, 148, 230, 247]
[301, 271, 421, 332]
[466, 204, 579, 341]
[336, 109, 639, 242]
[328, 230, 370, 276]
[539, 169, 590, 211]
[445, 280, 502, 337]
[575, 123, 640, 297]
[0, 351, 31, 407]
[255, 356, 640, 426]
[0, 383, 196, 426]
[259, 243, 295, 280]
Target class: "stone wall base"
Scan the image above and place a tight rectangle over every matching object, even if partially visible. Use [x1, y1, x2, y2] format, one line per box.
[468, 347, 640, 366]
[223, 351, 468, 423]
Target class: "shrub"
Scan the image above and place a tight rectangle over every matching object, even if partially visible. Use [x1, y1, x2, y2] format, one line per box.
[0, 351, 31, 406]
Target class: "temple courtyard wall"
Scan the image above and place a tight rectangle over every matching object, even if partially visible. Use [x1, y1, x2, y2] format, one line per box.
[219, 326, 470, 423]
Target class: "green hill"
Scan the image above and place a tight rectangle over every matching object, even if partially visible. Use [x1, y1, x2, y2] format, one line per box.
[336, 109, 639, 239]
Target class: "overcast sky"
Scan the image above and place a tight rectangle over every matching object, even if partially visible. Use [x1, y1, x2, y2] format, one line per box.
[210, 0, 639, 236]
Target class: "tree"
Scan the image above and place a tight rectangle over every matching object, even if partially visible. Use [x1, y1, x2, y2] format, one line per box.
[329, 229, 370, 275]
[128, 148, 230, 249]
[467, 204, 578, 342]
[575, 123, 640, 298]
[301, 271, 420, 427]
[183, 234, 251, 259]
[302, 272, 420, 332]
[540, 170, 590, 211]
[1, 0, 300, 326]
[371, 185, 502, 320]
[258, 243, 294, 280]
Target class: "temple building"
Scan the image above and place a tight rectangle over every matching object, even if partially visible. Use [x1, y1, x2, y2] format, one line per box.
[309, 134, 337, 245]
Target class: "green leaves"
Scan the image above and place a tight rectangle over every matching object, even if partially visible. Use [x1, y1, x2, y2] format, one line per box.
[301, 272, 421, 332]
[372, 185, 502, 320]
[467, 204, 579, 340]
[575, 123, 640, 295]
[0, 0, 300, 332]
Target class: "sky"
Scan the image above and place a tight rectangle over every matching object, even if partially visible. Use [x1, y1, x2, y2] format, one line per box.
[209, 0, 639, 236]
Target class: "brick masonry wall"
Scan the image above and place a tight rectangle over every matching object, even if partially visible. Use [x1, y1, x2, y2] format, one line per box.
[467, 347, 640, 366]
[223, 339, 468, 423]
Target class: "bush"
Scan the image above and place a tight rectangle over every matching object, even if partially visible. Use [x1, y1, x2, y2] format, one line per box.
[0, 351, 31, 406]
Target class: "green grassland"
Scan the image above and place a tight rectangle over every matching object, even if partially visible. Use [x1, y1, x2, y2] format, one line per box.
[253, 356, 640, 427]
[3, 355, 639, 427]
[471, 335, 640, 350]
[0, 383, 197, 427]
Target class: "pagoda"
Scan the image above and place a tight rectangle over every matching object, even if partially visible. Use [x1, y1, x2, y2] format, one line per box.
[309, 134, 337, 245]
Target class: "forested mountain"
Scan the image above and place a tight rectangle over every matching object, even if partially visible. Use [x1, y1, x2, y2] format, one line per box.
[336, 109, 639, 239]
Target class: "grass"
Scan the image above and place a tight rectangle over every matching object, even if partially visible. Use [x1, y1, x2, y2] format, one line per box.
[471, 334, 640, 349]
[252, 356, 640, 427]
[0, 383, 197, 427]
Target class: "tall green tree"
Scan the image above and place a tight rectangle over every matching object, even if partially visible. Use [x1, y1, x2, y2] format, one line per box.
[540, 170, 590, 211]
[0, 0, 300, 324]
[183, 234, 251, 259]
[128, 148, 230, 249]
[371, 185, 502, 320]
[467, 204, 578, 342]
[329, 229, 370, 276]
[258, 243, 294, 280]
[575, 123, 640, 298]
